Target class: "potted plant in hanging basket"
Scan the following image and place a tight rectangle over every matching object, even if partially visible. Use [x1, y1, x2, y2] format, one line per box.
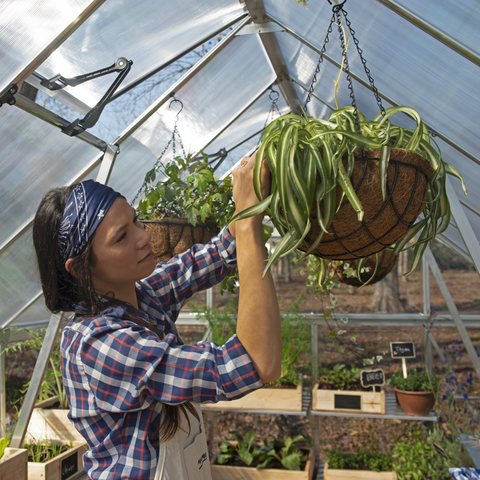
[329, 249, 398, 288]
[229, 105, 466, 281]
[0, 438, 28, 480]
[312, 363, 385, 415]
[136, 153, 234, 263]
[324, 446, 396, 480]
[388, 369, 440, 417]
[198, 300, 310, 412]
[211, 429, 314, 480]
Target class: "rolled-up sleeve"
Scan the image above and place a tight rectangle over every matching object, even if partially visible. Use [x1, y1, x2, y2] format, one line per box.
[80, 323, 262, 412]
[138, 227, 236, 321]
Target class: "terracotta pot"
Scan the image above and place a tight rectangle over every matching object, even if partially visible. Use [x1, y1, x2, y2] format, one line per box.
[394, 387, 435, 416]
[300, 148, 433, 260]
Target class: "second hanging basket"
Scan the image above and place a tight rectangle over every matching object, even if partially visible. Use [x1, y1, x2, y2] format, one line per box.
[301, 148, 433, 261]
[142, 217, 220, 263]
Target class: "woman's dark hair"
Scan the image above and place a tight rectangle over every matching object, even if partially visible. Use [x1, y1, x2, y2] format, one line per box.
[33, 185, 199, 444]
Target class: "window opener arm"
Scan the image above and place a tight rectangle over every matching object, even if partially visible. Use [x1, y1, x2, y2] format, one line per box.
[40, 57, 133, 137]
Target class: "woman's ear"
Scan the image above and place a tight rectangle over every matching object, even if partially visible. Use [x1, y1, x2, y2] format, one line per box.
[65, 258, 76, 277]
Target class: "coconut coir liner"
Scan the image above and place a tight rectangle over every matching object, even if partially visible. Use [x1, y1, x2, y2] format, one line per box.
[142, 217, 219, 263]
[301, 148, 434, 260]
[330, 248, 398, 288]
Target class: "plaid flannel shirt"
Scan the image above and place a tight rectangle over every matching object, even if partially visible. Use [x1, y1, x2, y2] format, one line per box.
[61, 228, 263, 480]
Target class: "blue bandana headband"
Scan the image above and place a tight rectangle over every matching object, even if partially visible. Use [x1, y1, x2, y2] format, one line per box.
[58, 180, 120, 264]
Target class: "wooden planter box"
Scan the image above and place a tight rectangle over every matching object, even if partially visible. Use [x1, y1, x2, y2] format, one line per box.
[0, 448, 28, 480]
[28, 441, 88, 480]
[312, 384, 385, 414]
[203, 377, 303, 412]
[211, 449, 314, 480]
[27, 396, 86, 443]
[324, 461, 397, 479]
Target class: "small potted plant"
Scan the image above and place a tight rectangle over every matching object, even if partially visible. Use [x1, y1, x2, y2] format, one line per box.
[136, 153, 234, 263]
[0, 437, 28, 480]
[199, 298, 310, 412]
[312, 363, 385, 414]
[211, 429, 314, 479]
[324, 446, 396, 479]
[24, 438, 88, 480]
[388, 368, 440, 416]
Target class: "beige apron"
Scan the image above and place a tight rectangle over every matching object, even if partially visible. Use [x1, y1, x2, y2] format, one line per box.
[154, 404, 212, 480]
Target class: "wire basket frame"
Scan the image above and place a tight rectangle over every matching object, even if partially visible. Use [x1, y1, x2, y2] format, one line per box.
[299, 148, 434, 260]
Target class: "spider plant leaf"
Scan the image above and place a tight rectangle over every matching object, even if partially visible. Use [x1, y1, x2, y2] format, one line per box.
[227, 195, 273, 226]
[337, 160, 364, 222]
[379, 145, 391, 200]
[392, 219, 427, 255]
[359, 253, 380, 288]
[405, 227, 430, 275]
[263, 231, 298, 276]
[444, 162, 468, 195]
[309, 130, 382, 150]
[316, 258, 328, 288]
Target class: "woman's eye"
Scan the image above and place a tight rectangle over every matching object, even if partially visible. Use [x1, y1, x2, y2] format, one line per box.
[117, 232, 127, 242]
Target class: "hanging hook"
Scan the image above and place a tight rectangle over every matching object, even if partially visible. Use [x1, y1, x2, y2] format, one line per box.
[168, 91, 184, 117]
[269, 87, 279, 104]
[328, 0, 347, 12]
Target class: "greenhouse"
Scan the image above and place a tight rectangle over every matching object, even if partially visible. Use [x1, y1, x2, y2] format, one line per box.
[1, 0, 480, 479]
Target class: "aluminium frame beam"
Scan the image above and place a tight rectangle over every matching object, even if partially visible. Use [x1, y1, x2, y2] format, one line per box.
[0, 0, 107, 98]
[240, 0, 302, 115]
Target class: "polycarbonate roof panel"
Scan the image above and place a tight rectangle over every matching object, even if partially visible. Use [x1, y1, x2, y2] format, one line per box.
[36, 0, 245, 107]
[108, 34, 276, 201]
[8, 296, 51, 328]
[0, 0, 103, 95]
[266, 0, 480, 162]
[0, 229, 41, 328]
[394, 0, 480, 56]
[0, 106, 100, 248]
[206, 89, 289, 177]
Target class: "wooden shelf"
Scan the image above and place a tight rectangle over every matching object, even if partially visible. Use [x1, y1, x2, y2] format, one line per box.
[311, 394, 437, 422]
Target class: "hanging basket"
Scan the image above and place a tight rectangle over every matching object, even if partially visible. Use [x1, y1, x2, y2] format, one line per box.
[142, 217, 220, 263]
[301, 148, 433, 261]
[330, 249, 398, 288]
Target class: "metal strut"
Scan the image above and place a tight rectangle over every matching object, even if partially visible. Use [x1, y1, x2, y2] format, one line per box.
[41, 57, 133, 137]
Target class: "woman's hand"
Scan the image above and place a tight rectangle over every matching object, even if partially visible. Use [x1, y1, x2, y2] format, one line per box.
[229, 151, 270, 237]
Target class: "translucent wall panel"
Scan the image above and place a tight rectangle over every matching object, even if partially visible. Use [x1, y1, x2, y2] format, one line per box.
[394, 0, 480, 57]
[8, 296, 51, 328]
[0, 229, 41, 328]
[108, 34, 276, 201]
[0, 106, 100, 247]
[206, 90, 289, 178]
[0, 0, 100, 94]
[36, 0, 244, 107]
[265, 0, 480, 163]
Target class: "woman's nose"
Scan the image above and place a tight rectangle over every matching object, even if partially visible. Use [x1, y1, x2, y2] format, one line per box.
[137, 223, 151, 247]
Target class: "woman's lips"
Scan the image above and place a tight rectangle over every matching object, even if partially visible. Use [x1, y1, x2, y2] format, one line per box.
[139, 250, 154, 263]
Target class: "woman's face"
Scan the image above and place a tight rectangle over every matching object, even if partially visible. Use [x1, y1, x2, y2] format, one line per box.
[90, 197, 155, 297]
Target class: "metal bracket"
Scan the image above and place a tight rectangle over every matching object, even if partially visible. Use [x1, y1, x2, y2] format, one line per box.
[0, 84, 18, 108]
[236, 22, 285, 35]
[41, 58, 133, 137]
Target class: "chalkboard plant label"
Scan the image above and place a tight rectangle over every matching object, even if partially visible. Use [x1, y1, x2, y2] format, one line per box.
[361, 369, 385, 389]
[390, 342, 415, 358]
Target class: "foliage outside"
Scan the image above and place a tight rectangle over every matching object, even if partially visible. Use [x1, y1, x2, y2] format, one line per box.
[388, 368, 440, 394]
[23, 438, 73, 463]
[326, 446, 393, 472]
[216, 428, 311, 471]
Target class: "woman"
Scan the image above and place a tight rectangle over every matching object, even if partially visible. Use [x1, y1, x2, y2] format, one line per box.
[32, 152, 281, 480]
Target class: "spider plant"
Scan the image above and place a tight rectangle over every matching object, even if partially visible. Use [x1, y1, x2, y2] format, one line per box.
[228, 105, 466, 282]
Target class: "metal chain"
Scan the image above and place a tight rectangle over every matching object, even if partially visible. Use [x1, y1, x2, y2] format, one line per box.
[303, 10, 336, 114]
[342, 8, 386, 117]
[131, 96, 185, 205]
[335, 6, 361, 133]
[263, 87, 281, 131]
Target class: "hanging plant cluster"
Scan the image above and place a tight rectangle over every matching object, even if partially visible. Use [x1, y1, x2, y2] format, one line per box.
[228, 1, 466, 285]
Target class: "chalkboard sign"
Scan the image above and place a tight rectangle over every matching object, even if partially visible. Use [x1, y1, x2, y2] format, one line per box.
[334, 393, 361, 410]
[61, 451, 78, 480]
[390, 342, 415, 358]
[360, 369, 385, 388]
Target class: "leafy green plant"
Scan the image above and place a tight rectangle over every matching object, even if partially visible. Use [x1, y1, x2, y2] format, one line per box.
[137, 153, 234, 228]
[229, 106, 466, 280]
[0, 438, 9, 461]
[5, 329, 67, 409]
[326, 446, 393, 472]
[216, 429, 310, 471]
[392, 423, 437, 480]
[317, 363, 363, 391]
[389, 369, 440, 394]
[23, 438, 73, 463]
